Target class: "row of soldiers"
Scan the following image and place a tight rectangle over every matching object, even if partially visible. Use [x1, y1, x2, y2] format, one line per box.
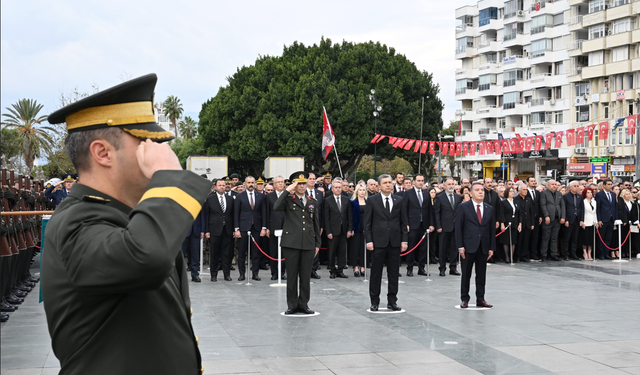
[0, 159, 45, 323]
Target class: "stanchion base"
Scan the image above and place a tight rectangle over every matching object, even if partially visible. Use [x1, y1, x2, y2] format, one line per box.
[425, 278, 433, 282]
[237, 282, 252, 286]
[269, 283, 287, 288]
[362, 279, 369, 283]
[455, 304, 493, 310]
[367, 307, 405, 314]
[612, 259, 629, 263]
[280, 311, 320, 317]
[384, 280, 405, 284]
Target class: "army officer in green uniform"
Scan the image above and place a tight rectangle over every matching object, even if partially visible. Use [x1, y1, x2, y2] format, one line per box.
[42, 73, 211, 375]
[273, 171, 321, 315]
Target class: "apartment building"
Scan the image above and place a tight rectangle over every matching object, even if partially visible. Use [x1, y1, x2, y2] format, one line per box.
[566, 0, 640, 181]
[456, 0, 573, 181]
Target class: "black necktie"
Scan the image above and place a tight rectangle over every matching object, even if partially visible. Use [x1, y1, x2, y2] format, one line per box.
[385, 197, 390, 213]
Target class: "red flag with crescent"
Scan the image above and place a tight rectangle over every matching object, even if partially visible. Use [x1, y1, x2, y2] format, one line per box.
[566, 129, 575, 147]
[404, 139, 415, 150]
[442, 142, 449, 155]
[421, 141, 429, 154]
[554, 131, 564, 148]
[502, 139, 511, 153]
[525, 137, 533, 152]
[576, 127, 585, 144]
[478, 141, 485, 155]
[509, 138, 518, 153]
[469, 142, 476, 156]
[414, 140, 422, 152]
[486, 141, 494, 154]
[534, 135, 542, 151]
[587, 124, 595, 140]
[462, 142, 469, 156]
[321, 107, 335, 161]
[455, 142, 462, 156]
[627, 115, 637, 135]
[449, 142, 456, 156]
[429, 141, 435, 155]
[493, 140, 501, 154]
[599, 121, 609, 140]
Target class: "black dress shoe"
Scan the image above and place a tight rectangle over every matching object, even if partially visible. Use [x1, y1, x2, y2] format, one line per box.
[191, 276, 201, 282]
[28, 276, 40, 283]
[260, 264, 269, 270]
[487, 258, 495, 263]
[370, 305, 378, 312]
[520, 258, 530, 263]
[330, 273, 336, 279]
[284, 308, 297, 315]
[238, 275, 246, 281]
[281, 274, 287, 280]
[460, 301, 469, 308]
[550, 256, 560, 261]
[0, 313, 8, 322]
[406, 269, 413, 277]
[224, 275, 232, 281]
[1, 303, 16, 312]
[387, 303, 401, 311]
[439, 270, 446, 277]
[252, 274, 261, 281]
[604, 255, 613, 260]
[6, 296, 22, 304]
[270, 275, 278, 281]
[210, 276, 217, 282]
[230, 265, 235, 271]
[417, 269, 428, 276]
[449, 270, 461, 276]
[12, 290, 27, 298]
[311, 271, 321, 279]
[298, 307, 315, 314]
[476, 300, 493, 308]
[569, 256, 579, 260]
[354, 271, 360, 277]
[336, 272, 348, 278]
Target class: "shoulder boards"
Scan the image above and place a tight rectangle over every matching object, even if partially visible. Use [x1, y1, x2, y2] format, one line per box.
[81, 195, 111, 204]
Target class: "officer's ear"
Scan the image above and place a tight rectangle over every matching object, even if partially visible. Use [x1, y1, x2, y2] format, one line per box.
[89, 139, 116, 169]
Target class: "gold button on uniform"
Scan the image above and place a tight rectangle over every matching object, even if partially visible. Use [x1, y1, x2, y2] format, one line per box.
[190, 308, 193, 316]
[201, 365, 204, 374]
[195, 336, 199, 345]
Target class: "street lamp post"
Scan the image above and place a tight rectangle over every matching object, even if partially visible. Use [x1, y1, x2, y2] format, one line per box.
[370, 89, 382, 178]
[437, 133, 454, 183]
[634, 97, 640, 182]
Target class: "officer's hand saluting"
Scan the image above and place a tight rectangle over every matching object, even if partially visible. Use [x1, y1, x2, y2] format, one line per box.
[286, 182, 297, 194]
[136, 139, 182, 179]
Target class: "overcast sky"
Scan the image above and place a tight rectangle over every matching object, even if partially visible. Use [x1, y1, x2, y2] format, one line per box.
[1, 0, 469, 129]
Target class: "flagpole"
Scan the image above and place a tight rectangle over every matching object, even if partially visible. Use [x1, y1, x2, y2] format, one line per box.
[419, 96, 424, 174]
[333, 146, 344, 179]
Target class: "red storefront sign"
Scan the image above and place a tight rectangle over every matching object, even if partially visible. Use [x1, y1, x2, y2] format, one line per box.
[568, 163, 592, 172]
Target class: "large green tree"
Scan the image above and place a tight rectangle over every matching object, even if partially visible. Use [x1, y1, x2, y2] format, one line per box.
[199, 38, 444, 177]
[163, 95, 183, 139]
[0, 127, 22, 159]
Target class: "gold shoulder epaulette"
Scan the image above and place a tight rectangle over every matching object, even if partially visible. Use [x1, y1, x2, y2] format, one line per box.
[82, 195, 111, 204]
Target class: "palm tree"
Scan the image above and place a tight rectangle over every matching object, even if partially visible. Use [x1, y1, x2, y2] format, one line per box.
[179, 116, 198, 140]
[162, 95, 183, 138]
[1, 99, 57, 170]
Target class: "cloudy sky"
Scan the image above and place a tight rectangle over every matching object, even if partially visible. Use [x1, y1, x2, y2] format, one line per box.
[1, 0, 469, 128]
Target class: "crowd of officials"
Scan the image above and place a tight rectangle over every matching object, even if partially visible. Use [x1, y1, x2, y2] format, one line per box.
[181, 171, 640, 284]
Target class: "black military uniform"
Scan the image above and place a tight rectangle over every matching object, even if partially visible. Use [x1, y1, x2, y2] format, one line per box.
[42, 74, 210, 375]
[273, 172, 321, 314]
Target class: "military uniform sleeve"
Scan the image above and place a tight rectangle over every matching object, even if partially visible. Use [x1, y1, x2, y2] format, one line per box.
[273, 190, 289, 211]
[54, 170, 212, 294]
[313, 200, 321, 248]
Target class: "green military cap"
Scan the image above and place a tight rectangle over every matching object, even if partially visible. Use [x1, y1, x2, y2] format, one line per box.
[200, 174, 208, 179]
[235, 181, 243, 186]
[229, 173, 239, 179]
[256, 176, 265, 185]
[47, 73, 174, 142]
[289, 171, 309, 184]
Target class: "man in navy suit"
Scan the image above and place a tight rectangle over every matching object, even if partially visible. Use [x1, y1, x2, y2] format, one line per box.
[205, 178, 235, 281]
[435, 177, 463, 277]
[563, 181, 583, 260]
[455, 182, 495, 308]
[182, 176, 208, 282]
[595, 178, 616, 260]
[233, 176, 267, 280]
[364, 174, 408, 312]
[402, 174, 434, 276]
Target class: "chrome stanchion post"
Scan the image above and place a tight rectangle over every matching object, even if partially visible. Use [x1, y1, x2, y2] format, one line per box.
[593, 222, 597, 262]
[509, 223, 514, 266]
[199, 237, 209, 276]
[270, 230, 286, 287]
[363, 236, 368, 283]
[613, 221, 629, 263]
[425, 230, 432, 282]
[246, 231, 252, 285]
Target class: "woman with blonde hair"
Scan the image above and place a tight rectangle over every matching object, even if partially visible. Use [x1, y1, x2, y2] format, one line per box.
[349, 183, 368, 276]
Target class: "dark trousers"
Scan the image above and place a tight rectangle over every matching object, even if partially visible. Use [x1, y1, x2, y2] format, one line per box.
[407, 224, 426, 270]
[438, 231, 458, 271]
[598, 221, 614, 259]
[238, 229, 261, 275]
[327, 233, 347, 274]
[369, 245, 400, 306]
[283, 247, 314, 310]
[269, 233, 285, 277]
[517, 226, 531, 260]
[210, 231, 232, 277]
[460, 247, 488, 303]
[181, 235, 200, 278]
[259, 236, 270, 268]
[563, 221, 580, 258]
[541, 218, 560, 258]
[530, 220, 541, 258]
[348, 230, 366, 268]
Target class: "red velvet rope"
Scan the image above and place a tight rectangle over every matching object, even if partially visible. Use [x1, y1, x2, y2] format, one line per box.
[250, 235, 285, 261]
[596, 225, 631, 251]
[399, 231, 428, 257]
[495, 223, 511, 238]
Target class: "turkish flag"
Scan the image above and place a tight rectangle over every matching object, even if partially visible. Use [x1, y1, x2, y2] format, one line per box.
[404, 139, 415, 150]
[463, 142, 469, 156]
[503, 139, 511, 153]
[399, 139, 410, 148]
[536, 2, 541, 11]
[486, 141, 494, 154]
[469, 142, 476, 156]
[322, 107, 335, 161]
[388, 136, 397, 145]
[525, 137, 533, 152]
[518, 138, 525, 152]
[576, 127, 585, 144]
[436, 141, 442, 150]
[554, 131, 564, 148]
[478, 141, 485, 155]
[371, 134, 381, 143]
[627, 115, 637, 135]
[449, 142, 456, 156]
[421, 141, 429, 154]
[566, 129, 575, 147]
[493, 140, 502, 154]
[545, 133, 553, 149]
[393, 138, 404, 148]
[428, 141, 435, 155]
[442, 142, 449, 155]
[534, 135, 542, 151]
[454, 142, 461, 156]
[414, 140, 422, 152]
[376, 135, 386, 143]
[587, 125, 595, 141]
[509, 138, 518, 153]
[599, 121, 609, 140]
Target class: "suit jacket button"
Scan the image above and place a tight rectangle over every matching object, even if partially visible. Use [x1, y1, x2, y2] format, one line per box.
[303, 222, 305, 224]
[303, 228, 306, 231]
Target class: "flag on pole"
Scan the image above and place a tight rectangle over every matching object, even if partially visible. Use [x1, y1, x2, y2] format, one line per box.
[322, 107, 335, 161]
[414, 140, 422, 153]
[599, 121, 609, 140]
[554, 131, 564, 148]
[469, 142, 476, 156]
[627, 115, 637, 135]
[458, 119, 462, 137]
[576, 127, 585, 144]
[545, 133, 553, 149]
[428, 141, 435, 155]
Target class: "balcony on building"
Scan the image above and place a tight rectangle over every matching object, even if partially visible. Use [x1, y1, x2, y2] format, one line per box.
[503, 21, 526, 47]
[567, 14, 585, 32]
[606, 0, 634, 22]
[478, 5, 502, 31]
[456, 14, 476, 38]
[478, 60, 502, 74]
[456, 37, 477, 59]
[476, 105, 501, 119]
[606, 30, 634, 49]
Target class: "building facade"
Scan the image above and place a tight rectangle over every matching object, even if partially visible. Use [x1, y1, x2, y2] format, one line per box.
[455, 0, 639, 182]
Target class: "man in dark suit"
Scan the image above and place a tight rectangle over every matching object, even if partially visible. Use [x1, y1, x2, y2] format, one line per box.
[324, 180, 353, 278]
[402, 174, 434, 276]
[483, 178, 502, 260]
[182, 184, 207, 282]
[205, 178, 235, 281]
[514, 184, 534, 262]
[595, 178, 616, 260]
[563, 181, 583, 260]
[233, 176, 267, 281]
[273, 172, 321, 315]
[435, 177, 462, 276]
[364, 174, 408, 312]
[393, 173, 406, 194]
[539, 180, 566, 261]
[265, 176, 287, 280]
[455, 182, 495, 308]
[306, 173, 324, 279]
[526, 177, 542, 260]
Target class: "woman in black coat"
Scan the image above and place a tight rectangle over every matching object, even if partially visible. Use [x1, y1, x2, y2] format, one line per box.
[514, 184, 534, 262]
[616, 189, 633, 258]
[498, 186, 521, 263]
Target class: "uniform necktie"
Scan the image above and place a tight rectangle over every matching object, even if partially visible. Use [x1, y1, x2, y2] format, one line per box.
[477, 204, 482, 222]
[250, 192, 254, 209]
[385, 197, 390, 214]
[418, 190, 423, 206]
[220, 195, 225, 213]
[449, 194, 454, 208]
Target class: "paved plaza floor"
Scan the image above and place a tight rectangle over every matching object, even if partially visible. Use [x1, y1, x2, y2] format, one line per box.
[2, 257, 640, 375]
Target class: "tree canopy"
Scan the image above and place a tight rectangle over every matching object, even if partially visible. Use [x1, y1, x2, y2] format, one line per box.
[199, 38, 444, 178]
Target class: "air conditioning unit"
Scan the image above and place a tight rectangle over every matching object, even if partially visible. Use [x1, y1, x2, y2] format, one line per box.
[517, 10, 525, 16]
[607, 146, 615, 153]
[550, 99, 556, 105]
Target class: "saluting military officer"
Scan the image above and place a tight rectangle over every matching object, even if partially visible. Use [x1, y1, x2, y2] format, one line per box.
[273, 172, 321, 315]
[42, 73, 211, 375]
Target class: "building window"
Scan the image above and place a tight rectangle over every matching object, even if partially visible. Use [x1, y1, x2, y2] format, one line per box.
[589, 0, 605, 13]
[456, 79, 473, 94]
[576, 82, 590, 96]
[588, 51, 604, 66]
[555, 111, 563, 124]
[554, 62, 564, 75]
[456, 37, 473, 53]
[504, 22, 524, 41]
[531, 15, 553, 34]
[576, 106, 590, 122]
[531, 39, 553, 58]
[612, 0, 630, 7]
[479, 74, 497, 91]
[589, 24, 605, 40]
[504, 0, 518, 18]
[479, 7, 498, 26]
[503, 92, 518, 109]
[626, 128, 635, 145]
[604, 103, 609, 119]
[613, 18, 633, 34]
[612, 46, 629, 62]
[504, 69, 524, 87]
